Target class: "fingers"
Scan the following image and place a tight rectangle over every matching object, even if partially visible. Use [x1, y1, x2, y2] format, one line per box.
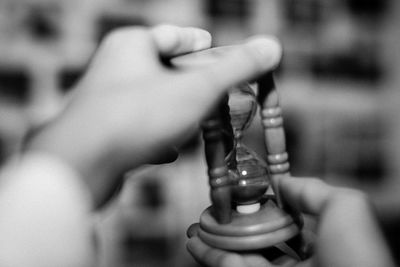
[96, 25, 211, 74]
[276, 178, 396, 266]
[163, 36, 282, 130]
[275, 176, 371, 217]
[151, 24, 212, 56]
[187, 36, 282, 97]
[187, 236, 249, 267]
[275, 177, 335, 216]
[93, 27, 160, 73]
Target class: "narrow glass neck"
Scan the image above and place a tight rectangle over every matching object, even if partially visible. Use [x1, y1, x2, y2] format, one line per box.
[234, 130, 243, 140]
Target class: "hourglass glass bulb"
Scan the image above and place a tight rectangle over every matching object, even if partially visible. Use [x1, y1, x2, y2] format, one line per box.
[231, 145, 270, 213]
[229, 84, 257, 138]
[227, 84, 270, 214]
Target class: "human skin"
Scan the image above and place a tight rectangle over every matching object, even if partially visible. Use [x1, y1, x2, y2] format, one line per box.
[28, 25, 282, 208]
[0, 25, 283, 267]
[187, 177, 395, 267]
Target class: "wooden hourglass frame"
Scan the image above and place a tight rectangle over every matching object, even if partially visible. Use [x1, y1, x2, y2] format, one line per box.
[172, 47, 305, 259]
[200, 73, 304, 256]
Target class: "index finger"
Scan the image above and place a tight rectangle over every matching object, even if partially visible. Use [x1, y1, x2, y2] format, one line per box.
[176, 36, 282, 102]
[166, 36, 282, 131]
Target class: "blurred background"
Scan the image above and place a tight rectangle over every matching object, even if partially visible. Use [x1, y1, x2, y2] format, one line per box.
[1, 0, 400, 266]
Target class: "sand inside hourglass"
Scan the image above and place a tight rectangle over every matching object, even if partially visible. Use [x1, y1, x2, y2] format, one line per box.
[228, 83, 271, 214]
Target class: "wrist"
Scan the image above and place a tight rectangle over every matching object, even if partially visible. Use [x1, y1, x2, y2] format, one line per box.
[26, 114, 121, 208]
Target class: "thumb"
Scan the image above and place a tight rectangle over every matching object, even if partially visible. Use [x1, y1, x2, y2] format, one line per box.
[186, 36, 282, 97]
[168, 36, 282, 127]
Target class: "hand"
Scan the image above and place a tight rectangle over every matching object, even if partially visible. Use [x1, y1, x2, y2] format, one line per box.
[187, 177, 395, 267]
[27, 25, 282, 207]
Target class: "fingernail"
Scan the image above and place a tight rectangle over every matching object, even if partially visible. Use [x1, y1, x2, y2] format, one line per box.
[191, 29, 212, 50]
[187, 230, 193, 238]
[247, 37, 282, 68]
[186, 223, 200, 238]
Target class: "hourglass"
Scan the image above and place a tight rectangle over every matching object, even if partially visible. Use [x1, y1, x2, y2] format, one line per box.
[227, 83, 270, 215]
[173, 47, 305, 258]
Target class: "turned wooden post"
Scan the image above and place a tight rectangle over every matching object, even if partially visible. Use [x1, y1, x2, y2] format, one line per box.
[202, 98, 232, 224]
[258, 73, 290, 180]
[257, 73, 291, 211]
[258, 73, 303, 223]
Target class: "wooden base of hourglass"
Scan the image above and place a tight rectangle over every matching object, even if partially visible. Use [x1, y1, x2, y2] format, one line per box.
[197, 195, 300, 252]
